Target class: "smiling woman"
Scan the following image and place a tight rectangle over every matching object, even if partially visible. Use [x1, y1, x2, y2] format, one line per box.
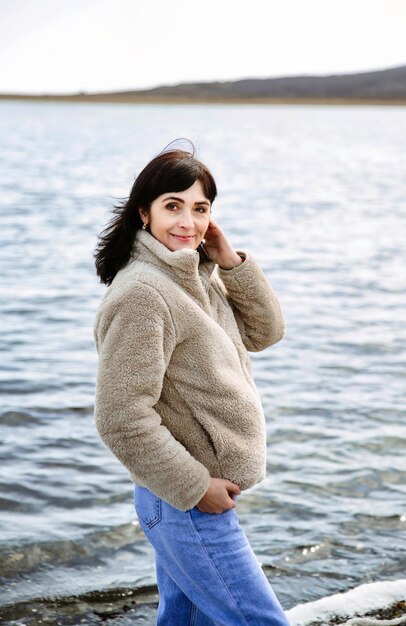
[138, 180, 212, 252]
[92, 139, 288, 625]
[94, 142, 218, 285]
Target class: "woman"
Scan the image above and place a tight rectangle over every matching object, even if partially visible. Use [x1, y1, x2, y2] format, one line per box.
[93, 142, 290, 625]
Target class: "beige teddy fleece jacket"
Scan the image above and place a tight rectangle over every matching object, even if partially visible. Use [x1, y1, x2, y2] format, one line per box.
[93, 228, 285, 511]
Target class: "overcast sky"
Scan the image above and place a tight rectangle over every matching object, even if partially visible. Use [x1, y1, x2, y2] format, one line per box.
[0, 0, 405, 94]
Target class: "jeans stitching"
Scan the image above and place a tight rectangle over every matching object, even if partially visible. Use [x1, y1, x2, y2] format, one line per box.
[146, 496, 162, 528]
[187, 510, 250, 626]
[188, 600, 197, 626]
[156, 557, 198, 626]
[135, 487, 162, 528]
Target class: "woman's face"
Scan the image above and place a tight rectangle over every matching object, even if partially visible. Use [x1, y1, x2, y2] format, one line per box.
[139, 180, 211, 252]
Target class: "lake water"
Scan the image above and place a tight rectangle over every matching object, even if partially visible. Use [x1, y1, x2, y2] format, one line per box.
[0, 100, 405, 625]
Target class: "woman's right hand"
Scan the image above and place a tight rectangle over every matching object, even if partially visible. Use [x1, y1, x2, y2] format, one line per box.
[196, 478, 241, 513]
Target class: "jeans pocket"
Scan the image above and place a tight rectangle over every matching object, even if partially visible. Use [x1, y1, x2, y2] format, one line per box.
[135, 485, 162, 529]
[191, 498, 237, 517]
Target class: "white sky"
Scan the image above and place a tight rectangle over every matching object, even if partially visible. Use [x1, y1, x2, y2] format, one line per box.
[0, 0, 405, 94]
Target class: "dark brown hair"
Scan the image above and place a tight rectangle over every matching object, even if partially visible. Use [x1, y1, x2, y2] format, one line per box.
[93, 141, 217, 285]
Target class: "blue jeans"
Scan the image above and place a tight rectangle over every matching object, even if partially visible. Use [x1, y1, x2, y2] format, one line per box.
[134, 485, 290, 625]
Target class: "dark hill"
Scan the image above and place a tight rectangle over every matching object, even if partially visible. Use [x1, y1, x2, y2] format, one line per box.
[1, 64, 405, 103]
[93, 64, 406, 100]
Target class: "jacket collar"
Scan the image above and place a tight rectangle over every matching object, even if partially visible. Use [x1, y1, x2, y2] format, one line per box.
[129, 229, 216, 283]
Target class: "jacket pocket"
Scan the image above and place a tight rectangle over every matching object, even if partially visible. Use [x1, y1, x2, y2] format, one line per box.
[135, 485, 162, 529]
[200, 422, 223, 473]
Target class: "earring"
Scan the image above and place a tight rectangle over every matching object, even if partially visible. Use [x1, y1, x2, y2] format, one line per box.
[142, 223, 147, 230]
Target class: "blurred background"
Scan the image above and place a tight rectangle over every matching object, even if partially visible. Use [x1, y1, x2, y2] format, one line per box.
[0, 1, 405, 624]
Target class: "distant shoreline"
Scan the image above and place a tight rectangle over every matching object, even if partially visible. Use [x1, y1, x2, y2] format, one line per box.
[1, 94, 406, 106]
[2, 65, 406, 106]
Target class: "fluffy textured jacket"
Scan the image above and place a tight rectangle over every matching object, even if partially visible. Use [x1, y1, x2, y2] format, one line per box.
[93, 228, 286, 511]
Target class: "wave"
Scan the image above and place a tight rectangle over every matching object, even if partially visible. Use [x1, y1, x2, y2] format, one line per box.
[0, 578, 404, 625]
[287, 579, 406, 626]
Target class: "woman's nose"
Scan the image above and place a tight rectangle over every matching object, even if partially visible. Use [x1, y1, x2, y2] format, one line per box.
[178, 210, 195, 229]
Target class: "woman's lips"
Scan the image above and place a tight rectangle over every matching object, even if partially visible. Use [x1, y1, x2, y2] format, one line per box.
[171, 234, 195, 241]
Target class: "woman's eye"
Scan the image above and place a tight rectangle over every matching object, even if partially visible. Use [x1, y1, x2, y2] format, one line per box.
[166, 203, 177, 210]
[196, 207, 208, 213]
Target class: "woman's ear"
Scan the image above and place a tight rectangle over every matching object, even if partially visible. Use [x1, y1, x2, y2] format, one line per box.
[138, 207, 149, 227]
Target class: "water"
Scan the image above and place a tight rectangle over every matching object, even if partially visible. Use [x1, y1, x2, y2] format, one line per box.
[0, 100, 405, 624]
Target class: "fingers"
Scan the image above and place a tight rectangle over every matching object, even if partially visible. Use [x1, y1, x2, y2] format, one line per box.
[226, 480, 241, 495]
[207, 218, 221, 231]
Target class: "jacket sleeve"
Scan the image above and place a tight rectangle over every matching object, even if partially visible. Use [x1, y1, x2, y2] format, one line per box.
[93, 282, 211, 511]
[216, 250, 286, 352]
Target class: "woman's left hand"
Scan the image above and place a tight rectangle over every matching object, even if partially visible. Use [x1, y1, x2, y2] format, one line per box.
[200, 219, 244, 270]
